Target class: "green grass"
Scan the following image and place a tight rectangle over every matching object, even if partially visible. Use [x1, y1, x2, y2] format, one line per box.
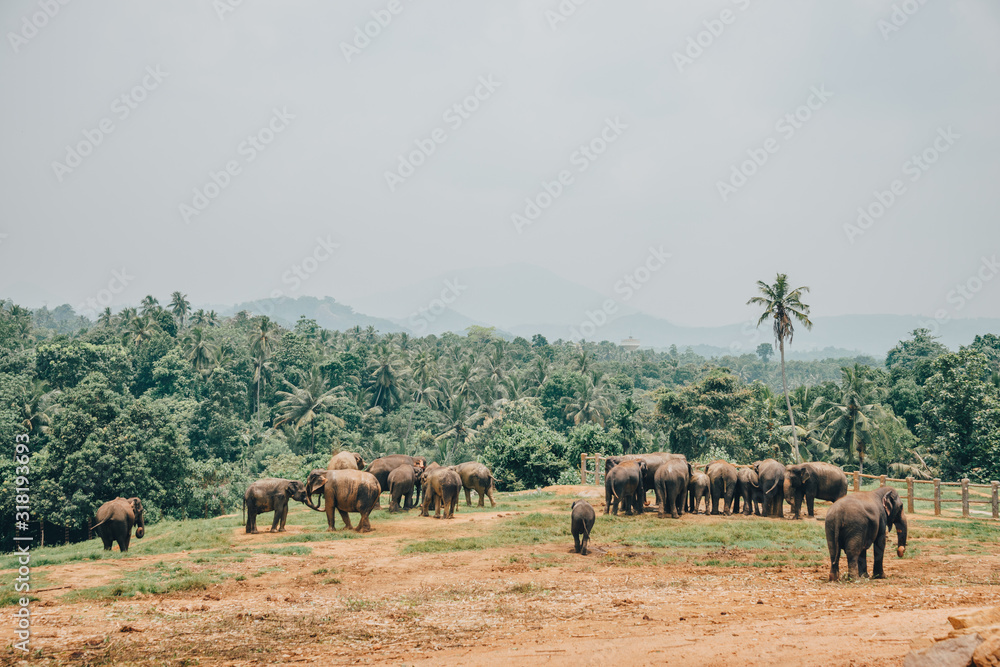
[244, 545, 312, 556]
[65, 561, 229, 601]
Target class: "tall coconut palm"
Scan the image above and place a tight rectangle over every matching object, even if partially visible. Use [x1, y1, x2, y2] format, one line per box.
[169, 292, 191, 329]
[435, 393, 476, 462]
[122, 314, 159, 347]
[19, 381, 60, 435]
[563, 376, 611, 427]
[248, 317, 280, 414]
[183, 327, 217, 374]
[747, 273, 812, 463]
[140, 295, 159, 315]
[98, 307, 114, 328]
[368, 344, 404, 411]
[274, 369, 345, 454]
[811, 364, 897, 474]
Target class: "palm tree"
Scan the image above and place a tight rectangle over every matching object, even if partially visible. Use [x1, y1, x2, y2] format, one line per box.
[122, 314, 159, 347]
[206, 310, 219, 327]
[98, 307, 114, 328]
[748, 273, 812, 463]
[140, 295, 159, 315]
[563, 376, 611, 427]
[612, 395, 642, 453]
[435, 394, 476, 462]
[274, 369, 345, 454]
[169, 292, 191, 329]
[248, 317, 280, 414]
[19, 381, 60, 435]
[183, 327, 217, 373]
[368, 344, 404, 411]
[811, 364, 897, 474]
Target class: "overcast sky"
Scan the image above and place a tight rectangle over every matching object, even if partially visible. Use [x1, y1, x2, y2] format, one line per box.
[1, 1, 998, 327]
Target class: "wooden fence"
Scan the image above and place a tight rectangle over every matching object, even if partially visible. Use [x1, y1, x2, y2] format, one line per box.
[579, 454, 1000, 520]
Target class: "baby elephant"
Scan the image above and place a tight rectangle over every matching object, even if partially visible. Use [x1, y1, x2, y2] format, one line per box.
[571, 499, 595, 555]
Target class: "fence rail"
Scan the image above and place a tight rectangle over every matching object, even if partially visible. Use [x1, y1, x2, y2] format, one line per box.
[579, 454, 1000, 520]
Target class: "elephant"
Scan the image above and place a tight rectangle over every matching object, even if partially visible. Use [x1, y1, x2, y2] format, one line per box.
[605, 453, 684, 508]
[304, 469, 381, 532]
[571, 499, 595, 555]
[654, 457, 691, 519]
[734, 467, 761, 516]
[366, 455, 427, 494]
[785, 462, 849, 519]
[753, 459, 786, 518]
[243, 478, 307, 534]
[328, 451, 365, 470]
[826, 486, 907, 581]
[416, 462, 441, 505]
[388, 464, 418, 512]
[687, 471, 710, 514]
[452, 461, 496, 507]
[420, 467, 461, 519]
[93, 497, 145, 552]
[704, 460, 738, 515]
[604, 460, 646, 516]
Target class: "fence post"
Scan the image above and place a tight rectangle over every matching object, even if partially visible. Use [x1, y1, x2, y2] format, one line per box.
[580, 453, 586, 484]
[906, 477, 914, 514]
[879, 475, 886, 488]
[961, 479, 970, 518]
[933, 479, 941, 516]
[992, 481, 999, 520]
[853, 471, 861, 492]
[597, 456, 604, 484]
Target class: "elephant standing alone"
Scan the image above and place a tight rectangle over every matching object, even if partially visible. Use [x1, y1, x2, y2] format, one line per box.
[571, 499, 595, 555]
[93, 497, 145, 552]
[243, 478, 307, 534]
[826, 486, 907, 581]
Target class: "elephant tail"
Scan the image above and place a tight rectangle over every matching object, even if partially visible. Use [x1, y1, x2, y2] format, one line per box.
[91, 517, 109, 531]
[765, 478, 780, 496]
[242, 495, 246, 525]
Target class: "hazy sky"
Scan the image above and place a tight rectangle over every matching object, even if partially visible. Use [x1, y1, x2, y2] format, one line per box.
[2, 1, 999, 327]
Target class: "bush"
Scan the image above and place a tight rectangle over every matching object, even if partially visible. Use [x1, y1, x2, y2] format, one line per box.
[477, 404, 566, 491]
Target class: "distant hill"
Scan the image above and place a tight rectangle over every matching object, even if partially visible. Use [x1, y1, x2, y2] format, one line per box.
[219, 296, 406, 334]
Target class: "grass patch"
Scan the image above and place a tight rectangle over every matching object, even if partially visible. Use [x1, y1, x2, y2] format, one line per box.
[65, 562, 228, 601]
[245, 545, 312, 556]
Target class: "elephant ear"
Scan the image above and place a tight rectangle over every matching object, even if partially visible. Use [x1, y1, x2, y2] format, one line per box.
[802, 468, 812, 484]
[882, 492, 898, 527]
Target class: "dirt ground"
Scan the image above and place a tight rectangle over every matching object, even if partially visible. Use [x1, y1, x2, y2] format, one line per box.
[5, 486, 1000, 666]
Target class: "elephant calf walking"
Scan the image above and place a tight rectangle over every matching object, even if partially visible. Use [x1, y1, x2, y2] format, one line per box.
[571, 500, 595, 555]
[93, 497, 145, 552]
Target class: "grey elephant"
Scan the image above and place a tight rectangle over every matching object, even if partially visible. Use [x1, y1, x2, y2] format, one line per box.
[785, 462, 848, 519]
[452, 461, 496, 507]
[826, 486, 907, 581]
[366, 455, 427, 494]
[687, 471, 710, 514]
[704, 460, 738, 515]
[734, 467, 761, 516]
[243, 478, 308, 534]
[93, 497, 145, 552]
[654, 457, 691, 519]
[420, 466, 461, 519]
[604, 460, 646, 516]
[605, 453, 683, 509]
[753, 459, 786, 518]
[571, 499, 595, 555]
[388, 464, 418, 512]
[304, 468, 381, 532]
[416, 462, 441, 505]
[328, 451, 366, 470]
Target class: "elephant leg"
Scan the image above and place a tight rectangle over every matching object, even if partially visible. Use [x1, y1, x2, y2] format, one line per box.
[326, 506, 336, 531]
[100, 531, 113, 551]
[449, 494, 457, 519]
[271, 503, 283, 532]
[806, 495, 815, 518]
[828, 543, 841, 582]
[248, 508, 259, 534]
[279, 506, 289, 531]
[339, 509, 354, 531]
[121, 531, 131, 553]
[357, 512, 372, 533]
[477, 488, 485, 507]
[711, 484, 720, 515]
[859, 549, 870, 578]
[872, 531, 887, 579]
[487, 488, 496, 507]
[465, 487, 473, 506]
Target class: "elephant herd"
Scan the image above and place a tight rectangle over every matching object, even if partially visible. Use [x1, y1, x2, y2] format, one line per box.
[242, 452, 497, 535]
[597, 453, 908, 581]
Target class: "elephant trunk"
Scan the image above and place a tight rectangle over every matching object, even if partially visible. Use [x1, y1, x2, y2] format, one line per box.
[135, 506, 145, 539]
[304, 480, 325, 512]
[893, 512, 907, 558]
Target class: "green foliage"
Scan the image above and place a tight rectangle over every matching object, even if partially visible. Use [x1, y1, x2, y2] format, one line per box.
[477, 404, 566, 491]
[564, 423, 621, 469]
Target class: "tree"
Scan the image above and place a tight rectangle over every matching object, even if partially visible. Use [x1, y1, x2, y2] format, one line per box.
[563, 375, 611, 427]
[248, 317, 280, 415]
[748, 273, 812, 463]
[756, 343, 773, 363]
[169, 292, 191, 329]
[183, 327, 217, 374]
[122, 314, 160, 348]
[811, 364, 898, 474]
[477, 403, 565, 491]
[140, 295, 160, 315]
[611, 396, 641, 453]
[274, 368, 345, 454]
